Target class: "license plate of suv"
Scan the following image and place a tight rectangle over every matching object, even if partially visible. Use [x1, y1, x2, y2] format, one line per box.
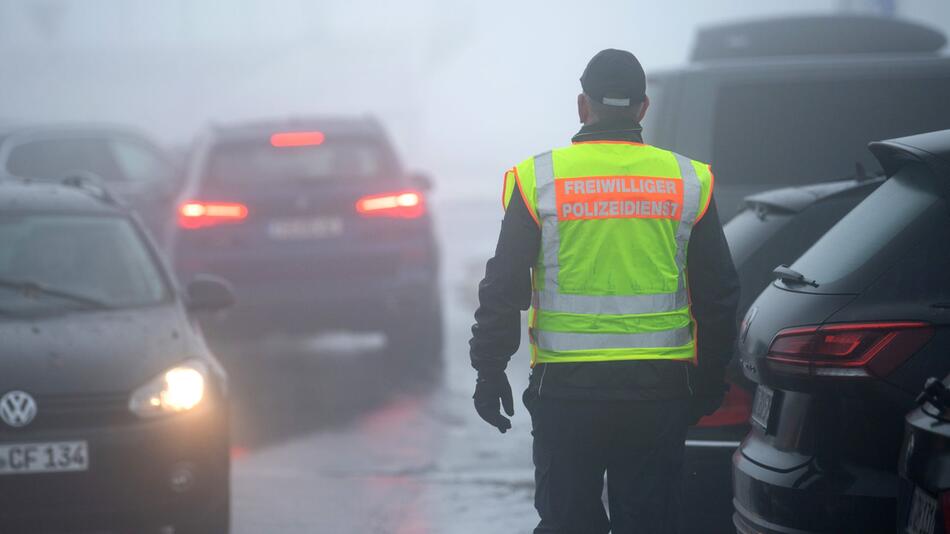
[907, 486, 938, 534]
[750, 385, 774, 430]
[0, 441, 89, 475]
[267, 217, 343, 240]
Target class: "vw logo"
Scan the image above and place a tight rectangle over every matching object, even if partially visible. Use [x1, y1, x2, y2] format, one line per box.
[0, 391, 38, 428]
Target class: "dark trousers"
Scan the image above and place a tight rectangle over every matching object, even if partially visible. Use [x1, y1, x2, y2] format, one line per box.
[525, 390, 690, 534]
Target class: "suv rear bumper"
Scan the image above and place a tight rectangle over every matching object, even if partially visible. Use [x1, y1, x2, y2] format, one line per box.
[732, 441, 896, 534]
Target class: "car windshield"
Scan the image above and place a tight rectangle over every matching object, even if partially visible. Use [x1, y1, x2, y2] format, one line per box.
[206, 137, 388, 183]
[790, 163, 947, 293]
[0, 214, 167, 314]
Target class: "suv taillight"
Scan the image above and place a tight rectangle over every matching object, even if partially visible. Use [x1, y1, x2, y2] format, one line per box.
[178, 201, 248, 229]
[942, 491, 950, 533]
[355, 190, 425, 219]
[766, 322, 933, 378]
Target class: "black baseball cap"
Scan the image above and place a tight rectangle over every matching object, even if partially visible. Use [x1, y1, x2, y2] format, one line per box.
[580, 49, 646, 107]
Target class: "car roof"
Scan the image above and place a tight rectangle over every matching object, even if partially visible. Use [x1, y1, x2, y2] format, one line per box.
[651, 51, 950, 80]
[206, 115, 385, 143]
[742, 175, 886, 214]
[690, 15, 946, 62]
[0, 122, 153, 141]
[0, 177, 126, 215]
[870, 128, 950, 177]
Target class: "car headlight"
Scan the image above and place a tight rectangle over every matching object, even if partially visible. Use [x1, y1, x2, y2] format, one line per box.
[129, 360, 208, 417]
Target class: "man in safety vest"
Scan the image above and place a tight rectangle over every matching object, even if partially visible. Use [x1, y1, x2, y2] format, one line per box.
[469, 49, 740, 533]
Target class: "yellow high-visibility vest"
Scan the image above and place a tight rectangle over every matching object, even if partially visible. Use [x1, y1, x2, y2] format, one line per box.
[502, 141, 714, 365]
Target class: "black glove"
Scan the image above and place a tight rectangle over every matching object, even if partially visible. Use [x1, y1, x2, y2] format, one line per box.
[688, 378, 728, 425]
[473, 370, 514, 433]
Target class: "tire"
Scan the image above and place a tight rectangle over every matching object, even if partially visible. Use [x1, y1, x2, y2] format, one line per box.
[386, 294, 444, 384]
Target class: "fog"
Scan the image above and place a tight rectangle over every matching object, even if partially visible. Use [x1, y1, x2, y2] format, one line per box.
[3, 0, 948, 198]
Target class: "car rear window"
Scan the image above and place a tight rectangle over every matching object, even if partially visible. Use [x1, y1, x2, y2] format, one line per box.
[724, 208, 794, 266]
[7, 138, 125, 182]
[0, 215, 167, 313]
[206, 137, 388, 183]
[712, 76, 950, 185]
[789, 163, 948, 294]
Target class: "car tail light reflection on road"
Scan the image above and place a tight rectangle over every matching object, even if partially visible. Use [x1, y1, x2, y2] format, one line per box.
[356, 190, 425, 219]
[766, 322, 934, 378]
[178, 201, 248, 229]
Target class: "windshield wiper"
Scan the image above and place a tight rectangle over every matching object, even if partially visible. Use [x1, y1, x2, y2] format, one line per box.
[0, 277, 112, 309]
[772, 265, 819, 288]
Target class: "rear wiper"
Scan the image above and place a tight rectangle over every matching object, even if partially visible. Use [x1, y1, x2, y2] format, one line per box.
[772, 265, 819, 288]
[0, 277, 112, 309]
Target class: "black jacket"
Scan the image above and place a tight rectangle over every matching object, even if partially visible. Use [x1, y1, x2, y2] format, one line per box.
[469, 120, 740, 400]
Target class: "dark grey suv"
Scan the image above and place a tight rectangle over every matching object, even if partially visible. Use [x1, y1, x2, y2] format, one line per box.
[733, 129, 950, 533]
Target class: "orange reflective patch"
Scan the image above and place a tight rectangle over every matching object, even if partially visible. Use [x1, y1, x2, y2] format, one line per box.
[555, 176, 683, 221]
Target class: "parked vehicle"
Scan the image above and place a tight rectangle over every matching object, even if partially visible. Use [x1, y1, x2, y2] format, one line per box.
[0, 123, 181, 237]
[681, 173, 885, 532]
[732, 129, 950, 533]
[169, 117, 442, 372]
[898, 376, 950, 534]
[642, 15, 950, 218]
[0, 177, 233, 533]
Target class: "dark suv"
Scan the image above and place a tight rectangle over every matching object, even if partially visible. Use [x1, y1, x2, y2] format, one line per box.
[0, 177, 233, 533]
[680, 174, 885, 532]
[643, 15, 950, 217]
[732, 129, 950, 533]
[169, 117, 442, 370]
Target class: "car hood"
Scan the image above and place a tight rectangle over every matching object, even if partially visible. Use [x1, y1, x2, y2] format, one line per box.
[0, 305, 205, 396]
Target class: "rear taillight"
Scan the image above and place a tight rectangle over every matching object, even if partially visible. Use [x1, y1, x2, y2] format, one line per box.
[766, 322, 934, 378]
[355, 190, 425, 219]
[178, 201, 248, 229]
[696, 383, 752, 428]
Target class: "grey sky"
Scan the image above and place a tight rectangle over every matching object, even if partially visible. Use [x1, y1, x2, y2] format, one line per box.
[1, 0, 948, 195]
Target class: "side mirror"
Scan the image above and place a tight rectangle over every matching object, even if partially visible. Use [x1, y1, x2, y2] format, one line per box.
[410, 172, 434, 192]
[185, 274, 236, 312]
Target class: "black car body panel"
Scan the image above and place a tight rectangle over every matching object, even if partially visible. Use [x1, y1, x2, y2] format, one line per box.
[643, 16, 950, 219]
[0, 306, 207, 396]
[898, 384, 950, 534]
[733, 129, 950, 534]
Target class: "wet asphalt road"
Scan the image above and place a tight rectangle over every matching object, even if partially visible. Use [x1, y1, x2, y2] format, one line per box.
[222, 194, 540, 533]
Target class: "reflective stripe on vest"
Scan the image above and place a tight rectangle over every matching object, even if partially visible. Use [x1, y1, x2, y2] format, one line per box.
[535, 325, 694, 352]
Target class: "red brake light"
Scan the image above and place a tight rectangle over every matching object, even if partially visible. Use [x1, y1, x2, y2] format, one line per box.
[270, 131, 325, 147]
[178, 201, 248, 229]
[766, 322, 934, 378]
[696, 382, 752, 428]
[356, 190, 425, 219]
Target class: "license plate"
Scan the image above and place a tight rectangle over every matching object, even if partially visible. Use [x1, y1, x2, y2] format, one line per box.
[750, 385, 774, 430]
[267, 217, 343, 240]
[0, 441, 89, 475]
[907, 486, 938, 534]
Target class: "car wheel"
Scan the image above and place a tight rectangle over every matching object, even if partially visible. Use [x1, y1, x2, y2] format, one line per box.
[386, 294, 444, 383]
